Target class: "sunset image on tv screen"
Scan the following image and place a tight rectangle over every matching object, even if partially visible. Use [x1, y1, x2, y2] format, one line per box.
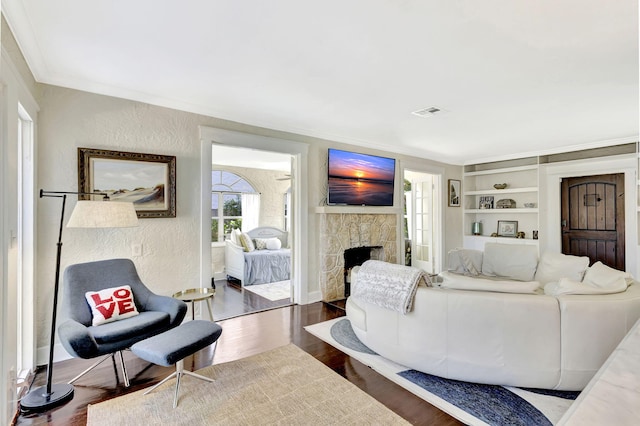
[328, 149, 395, 206]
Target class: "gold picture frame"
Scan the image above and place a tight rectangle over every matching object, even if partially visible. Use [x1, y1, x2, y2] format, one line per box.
[78, 148, 176, 218]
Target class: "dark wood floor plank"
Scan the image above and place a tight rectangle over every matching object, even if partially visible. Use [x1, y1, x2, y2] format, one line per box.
[15, 299, 461, 425]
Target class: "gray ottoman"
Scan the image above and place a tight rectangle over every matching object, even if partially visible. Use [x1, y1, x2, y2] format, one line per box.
[131, 320, 223, 407]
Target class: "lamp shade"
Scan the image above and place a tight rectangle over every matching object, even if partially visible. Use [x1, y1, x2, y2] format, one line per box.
[67, 201, 138, 228]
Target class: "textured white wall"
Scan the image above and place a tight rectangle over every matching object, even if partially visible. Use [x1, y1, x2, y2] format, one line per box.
[34, 84, 463, 358]
[215, 165, 291, 230]
[36, 87, 209, 353]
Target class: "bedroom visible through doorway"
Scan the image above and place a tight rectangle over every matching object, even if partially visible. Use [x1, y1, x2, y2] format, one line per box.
[211, 145, 294, 320]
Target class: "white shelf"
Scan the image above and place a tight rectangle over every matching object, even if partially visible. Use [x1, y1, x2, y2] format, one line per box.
[465, 187, 537, 195]
[464, 208, 538, 214]
[463, 165, 538, 177]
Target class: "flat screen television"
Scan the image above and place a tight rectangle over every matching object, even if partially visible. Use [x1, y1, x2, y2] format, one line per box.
[327, 148, 396, 206]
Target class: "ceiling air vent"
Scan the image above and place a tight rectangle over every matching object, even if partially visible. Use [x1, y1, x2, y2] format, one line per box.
[411, 106, 445, 117]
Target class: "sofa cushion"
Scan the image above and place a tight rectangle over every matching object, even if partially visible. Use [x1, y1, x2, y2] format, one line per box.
[544, 278, 627, 296]
[440, 271, 541, 294]
[534, 252, 590, 284]
[447, 248, 482, 276]
[481, 243, 538, 281]
[582, 261, 632, 290]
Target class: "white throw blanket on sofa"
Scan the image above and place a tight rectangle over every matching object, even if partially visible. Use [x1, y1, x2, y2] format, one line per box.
[352, 260, 427, 314]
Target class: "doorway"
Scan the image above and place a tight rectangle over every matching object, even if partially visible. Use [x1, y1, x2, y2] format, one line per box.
[404, 169, 443, 274]
[561, 173, 625, 269]
[199, 126, 309, 315]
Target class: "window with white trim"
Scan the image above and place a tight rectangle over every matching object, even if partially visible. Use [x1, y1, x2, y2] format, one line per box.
[211, 171, 256, 242]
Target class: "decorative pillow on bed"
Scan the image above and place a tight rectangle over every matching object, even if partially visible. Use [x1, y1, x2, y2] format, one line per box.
[239, 232, 255, 252]
[255, 238, 268, 250]
[266, 237, 282, 250]
[230, 228, 242, 245]
[85, 285, 139, 326]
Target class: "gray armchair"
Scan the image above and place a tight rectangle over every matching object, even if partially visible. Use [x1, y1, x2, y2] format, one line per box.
[58, 258, 187, 386]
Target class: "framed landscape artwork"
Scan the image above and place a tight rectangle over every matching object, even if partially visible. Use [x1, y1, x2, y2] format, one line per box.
[78, 148, 176, 218]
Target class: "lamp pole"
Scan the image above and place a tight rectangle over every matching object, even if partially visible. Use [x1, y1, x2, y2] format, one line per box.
[20, 190, 110, 412]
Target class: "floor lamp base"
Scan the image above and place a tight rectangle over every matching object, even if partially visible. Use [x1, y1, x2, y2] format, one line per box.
[20, 383, 74, 412]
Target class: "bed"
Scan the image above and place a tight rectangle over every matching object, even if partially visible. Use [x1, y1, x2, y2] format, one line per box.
[225, 226, 291, 286]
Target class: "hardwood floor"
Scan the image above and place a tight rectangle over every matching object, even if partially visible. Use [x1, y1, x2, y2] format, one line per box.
[15, 296, 462, 425]
[211, 278, 293, 320]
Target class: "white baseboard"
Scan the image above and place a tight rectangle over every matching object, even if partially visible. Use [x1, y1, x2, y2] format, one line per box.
[305, 290, 323, 304]
[36, 343, 72, 366]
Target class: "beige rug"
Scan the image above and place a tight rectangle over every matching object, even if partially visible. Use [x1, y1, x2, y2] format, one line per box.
[87, 343, 408, 425]
[244, 280, 291, 301]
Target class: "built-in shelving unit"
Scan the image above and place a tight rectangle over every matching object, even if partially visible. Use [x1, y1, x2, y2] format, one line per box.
[463, 158, 540, 249]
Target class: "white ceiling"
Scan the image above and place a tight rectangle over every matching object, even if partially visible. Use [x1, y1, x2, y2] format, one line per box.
[3, 1, 638, 164]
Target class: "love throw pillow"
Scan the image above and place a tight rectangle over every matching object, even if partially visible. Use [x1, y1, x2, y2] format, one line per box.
[85, 285, 139, 326]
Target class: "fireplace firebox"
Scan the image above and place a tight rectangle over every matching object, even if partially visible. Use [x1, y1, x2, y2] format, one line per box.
[343, 246, 384, 297]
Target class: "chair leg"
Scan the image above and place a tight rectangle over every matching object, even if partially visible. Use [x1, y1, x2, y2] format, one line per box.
[117, 350, 130, 387]
[68, 354, 112, 384]
[68, 352, 130, 387]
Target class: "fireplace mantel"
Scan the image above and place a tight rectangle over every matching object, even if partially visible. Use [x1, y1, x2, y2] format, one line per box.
[315, 206, 401, 215]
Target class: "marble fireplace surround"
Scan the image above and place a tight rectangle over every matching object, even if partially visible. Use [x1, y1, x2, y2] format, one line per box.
[318, 211, 398, 301]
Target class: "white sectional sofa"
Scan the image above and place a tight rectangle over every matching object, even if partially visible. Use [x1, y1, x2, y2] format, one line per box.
[346, 243, 640, 391]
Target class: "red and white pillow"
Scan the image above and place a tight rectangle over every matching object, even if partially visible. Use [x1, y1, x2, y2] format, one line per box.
[85, 285, 139, 326]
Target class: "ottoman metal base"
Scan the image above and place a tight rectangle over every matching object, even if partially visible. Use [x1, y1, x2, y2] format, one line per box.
[144, 358, 215, 408]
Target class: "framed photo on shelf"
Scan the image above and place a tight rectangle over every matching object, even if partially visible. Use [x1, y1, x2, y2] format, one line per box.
[497, 220, 518, 237]
[448, 179, 461, 207]
[78, 147, 177, 218]
[479, 195, 494, 209]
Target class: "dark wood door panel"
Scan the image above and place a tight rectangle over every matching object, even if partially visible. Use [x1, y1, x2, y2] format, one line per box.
[564, 237, 618, 269]
[561, 173, 625, 270]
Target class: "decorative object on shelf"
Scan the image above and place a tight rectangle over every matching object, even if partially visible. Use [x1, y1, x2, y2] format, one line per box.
[78, 147, 177, 218]
[524, 203, 536, 208]
[20, 190, 138, 412]
[516, 232, 525, 239]
[533, 230, 539, 240]
[448, 179, 461, 207]
[497, 220, 518, 237]
[479, 196, 494, 209]
[493, 183, 508, 189]
[472, 221, 482, 236]
[496, 199, 516, 209]
[490, 232, 498, 237]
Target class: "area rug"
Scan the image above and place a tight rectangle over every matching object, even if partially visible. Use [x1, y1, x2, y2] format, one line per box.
[87, 343, 408, 425]
[244, 280, 291, 301]
[305, 318, 579, 426]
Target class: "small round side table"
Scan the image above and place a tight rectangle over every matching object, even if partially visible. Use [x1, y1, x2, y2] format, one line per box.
[172, 288, 215, 321]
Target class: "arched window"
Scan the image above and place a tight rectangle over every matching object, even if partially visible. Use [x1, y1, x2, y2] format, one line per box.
[211, 171, 256, 242]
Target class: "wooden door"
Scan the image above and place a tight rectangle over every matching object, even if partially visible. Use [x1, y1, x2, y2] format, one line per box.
[561, 173, 625, 269]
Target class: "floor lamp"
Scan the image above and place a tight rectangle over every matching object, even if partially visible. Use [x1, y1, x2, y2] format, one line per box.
[20, 190, 138, 412]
